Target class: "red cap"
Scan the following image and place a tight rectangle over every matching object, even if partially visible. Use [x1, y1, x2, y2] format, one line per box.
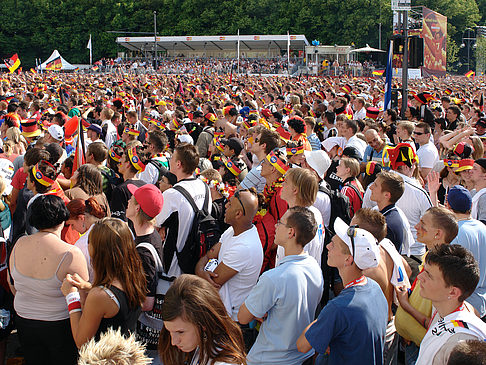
[127, 184, 164, 218]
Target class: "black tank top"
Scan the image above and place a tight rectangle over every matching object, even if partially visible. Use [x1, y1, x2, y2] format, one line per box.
[95, 285, 141, 340]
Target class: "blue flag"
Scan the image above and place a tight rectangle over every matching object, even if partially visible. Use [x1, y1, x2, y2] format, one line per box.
[383, 40, 393, 111]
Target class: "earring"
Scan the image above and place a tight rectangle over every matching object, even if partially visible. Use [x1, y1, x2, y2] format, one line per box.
[447, 296, 451, 300]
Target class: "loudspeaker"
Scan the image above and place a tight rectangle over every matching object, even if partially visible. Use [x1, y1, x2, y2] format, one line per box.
[409, 36, 424, 68]
[393, 35, 404, 55]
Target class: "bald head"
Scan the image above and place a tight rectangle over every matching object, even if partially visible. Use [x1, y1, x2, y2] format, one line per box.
[365, 129, 384, 151]
[237, 189, 259, 221]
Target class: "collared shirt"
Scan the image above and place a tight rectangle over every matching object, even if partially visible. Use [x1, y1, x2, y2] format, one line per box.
[245, 254, 323, 365]
[239, 159, 266, 193]
[363, 171, 432, 256]
[308, 133, 321, 151]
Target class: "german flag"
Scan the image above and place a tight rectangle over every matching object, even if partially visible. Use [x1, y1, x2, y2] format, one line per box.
[465, 70, 475, 78]
[4, 54, 21, 73]
[30, 68, 37, 74]
[372, 69, 385, 76]
[445, 88, 452, 95]
[450, 320, 469, 329]
[46, 57, 62, 71]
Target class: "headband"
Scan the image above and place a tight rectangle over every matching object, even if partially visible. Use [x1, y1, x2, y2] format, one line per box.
[454, 159, 475, 172]
[124, 126, 140, 136]
[172, 118, 182, 129]
[109, 146, 122, 162]
[266, 151, 289, 175]
[222, 157, 242, 176]
[286, 144, 305, 156]
[148, 118, 166, 130]
[127, 147, 146, 172]
[32, 162, 55, 187]
[213, 137, 225, 153]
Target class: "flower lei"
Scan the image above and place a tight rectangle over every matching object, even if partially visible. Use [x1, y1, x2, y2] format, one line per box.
[263, 176, 285, 205]
[199, 176, 229, 198]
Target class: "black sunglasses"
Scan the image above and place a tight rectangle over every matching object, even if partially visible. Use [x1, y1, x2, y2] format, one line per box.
[346, 225, 359, 257]
[234, 189, 247, 216]
[413, 131, 425, 136]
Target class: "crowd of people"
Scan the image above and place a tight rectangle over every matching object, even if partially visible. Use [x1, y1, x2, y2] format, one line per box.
[92, 57, 292, 75]
[0, 69, 484, 365]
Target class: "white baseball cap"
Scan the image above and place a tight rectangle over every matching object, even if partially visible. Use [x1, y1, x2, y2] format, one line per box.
[47, 124, 64, 142]
[303, 150, 331, 179]
[177, 134, 194, 145]
[334, 217, 380, 270]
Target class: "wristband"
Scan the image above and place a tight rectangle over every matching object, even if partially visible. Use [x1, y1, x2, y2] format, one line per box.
[66, 291, 82, 314]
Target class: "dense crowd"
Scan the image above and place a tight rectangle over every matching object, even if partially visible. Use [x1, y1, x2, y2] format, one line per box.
[0, 70, 485, 365]
[93, 57, 291, 75]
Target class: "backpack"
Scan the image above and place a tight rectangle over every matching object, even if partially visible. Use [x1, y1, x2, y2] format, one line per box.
[342, 182, 363, 216]
[318, 183, 352, 307]
[318, 183, 352, 234]
[148, 159, 168, 183]
[135, 242, 175, 349]
[100, 167, 123, 202]
[171, 184, 221, 274]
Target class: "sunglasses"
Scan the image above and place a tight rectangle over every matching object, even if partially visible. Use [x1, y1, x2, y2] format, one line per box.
[413, 131, 426, 136]
[233, 189, 247, 216]
[346, 225, 359, 257]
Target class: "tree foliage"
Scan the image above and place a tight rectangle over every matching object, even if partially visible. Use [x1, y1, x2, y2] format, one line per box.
[0, 0, 481, 69]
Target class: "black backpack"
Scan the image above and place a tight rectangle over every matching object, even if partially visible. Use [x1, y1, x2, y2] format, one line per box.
[148, 159, 168, 183]
[318, 183, 352, 307]
[318, 183, 352, 234]
[100, 167, 123, 202]
[172, 184, 221, 274]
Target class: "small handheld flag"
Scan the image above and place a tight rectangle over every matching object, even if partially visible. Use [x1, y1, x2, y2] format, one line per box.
[4, 54, 21, 74]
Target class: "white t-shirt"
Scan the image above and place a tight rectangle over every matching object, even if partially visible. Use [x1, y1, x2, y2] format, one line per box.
[218, 226, 263, 320]
[346, 135, 367, 159]
[417, 142, 439, 169]
[275, 206, 324, 266]
[101, 119, 117, 149]
[74, 225, 94, 282]
[314, 182, 331, 228]
[155, 178, 210, 277]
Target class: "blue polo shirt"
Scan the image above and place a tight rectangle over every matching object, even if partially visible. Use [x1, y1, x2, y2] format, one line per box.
[380, 204, 405, 252]
[245, 254, 324, 365]
[305, 278, 387, 365]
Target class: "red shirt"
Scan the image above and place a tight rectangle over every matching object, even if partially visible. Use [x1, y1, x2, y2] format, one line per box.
[11, 168, 27, 190]
[341, 180, 363, 218]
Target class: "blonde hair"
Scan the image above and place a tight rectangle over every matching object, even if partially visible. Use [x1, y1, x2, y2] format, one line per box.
[470, 136, 484, 160]
[340, 157, 360, 178]
[285, 168, 318, 206]
[78, 328, 151, 365]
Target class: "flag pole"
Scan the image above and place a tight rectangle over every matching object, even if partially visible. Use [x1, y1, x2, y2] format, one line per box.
[89, 34, 92, 65]
[237, 29, 240, 75]
[287, 31, 290, 76]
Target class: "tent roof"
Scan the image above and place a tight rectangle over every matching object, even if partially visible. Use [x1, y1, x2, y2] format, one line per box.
[350, 44, 385, 53]
[40, 50, 77, 70]
[116, 34, 309, 53]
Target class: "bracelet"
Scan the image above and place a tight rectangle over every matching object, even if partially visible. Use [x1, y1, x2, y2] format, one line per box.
[65, 291, 82, 314]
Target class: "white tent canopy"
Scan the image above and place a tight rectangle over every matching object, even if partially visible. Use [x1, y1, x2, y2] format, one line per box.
[40, 50, 77, 70]
[350, 44, 386, 53]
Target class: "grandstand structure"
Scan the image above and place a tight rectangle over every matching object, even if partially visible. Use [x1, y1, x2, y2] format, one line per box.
[115, 34, 309, 59]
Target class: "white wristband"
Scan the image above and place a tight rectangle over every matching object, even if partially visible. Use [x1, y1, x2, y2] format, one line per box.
[65, 291, 81, 306]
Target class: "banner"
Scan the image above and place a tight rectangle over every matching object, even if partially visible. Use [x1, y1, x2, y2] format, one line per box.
[421, 8, 447, 77]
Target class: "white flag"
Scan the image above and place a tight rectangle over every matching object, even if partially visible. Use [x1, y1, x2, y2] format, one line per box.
[87, 35, 92, 50]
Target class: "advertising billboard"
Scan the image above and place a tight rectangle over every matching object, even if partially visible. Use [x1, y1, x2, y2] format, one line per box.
[422, 8, 447, 77]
